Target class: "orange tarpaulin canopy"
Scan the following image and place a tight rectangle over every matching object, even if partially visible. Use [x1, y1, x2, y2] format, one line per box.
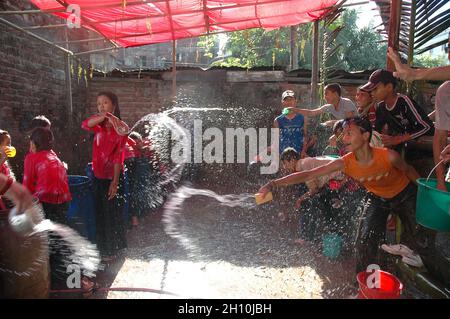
[31, 0, 338, 47]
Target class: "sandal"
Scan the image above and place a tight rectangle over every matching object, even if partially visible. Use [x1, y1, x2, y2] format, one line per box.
[402, 255, 424, 268]
[381, 244, 415, 258]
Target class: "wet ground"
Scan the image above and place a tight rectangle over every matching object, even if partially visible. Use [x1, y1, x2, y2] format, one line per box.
[56, 181, 356, 300]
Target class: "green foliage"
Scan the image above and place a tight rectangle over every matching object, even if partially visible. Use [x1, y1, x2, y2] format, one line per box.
[414, 53, 449, 68]
[335, 9, 387, 71]
[197, 34, 220, 59]
[196, 9, 389, 71]
[221, 27, 291, 68]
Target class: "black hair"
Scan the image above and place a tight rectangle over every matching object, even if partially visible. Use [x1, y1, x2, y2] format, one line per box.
[325, 83, 342, 96]
[97, 91, 121, 119]
[30, 115, 51, 131]
[343, 116, 372, 141]
[129, 132, 142, 141]
[30, 127, 53, 151]
[0, 130, 10, 145]
[380, 72, 397, 90]
[280, 147, 300, 162]
[333, 120, 344, 135]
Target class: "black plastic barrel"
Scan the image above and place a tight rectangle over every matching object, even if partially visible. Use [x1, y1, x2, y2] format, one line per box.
[67, 175, 96, 243]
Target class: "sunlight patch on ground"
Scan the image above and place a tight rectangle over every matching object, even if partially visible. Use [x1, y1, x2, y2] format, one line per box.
[106, 258, 324, 299]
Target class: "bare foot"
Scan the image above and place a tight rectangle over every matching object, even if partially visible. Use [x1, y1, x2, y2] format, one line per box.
[81, 276, 97, 298]
[294, 238, 306, 245]
[131, 216, 139, 226]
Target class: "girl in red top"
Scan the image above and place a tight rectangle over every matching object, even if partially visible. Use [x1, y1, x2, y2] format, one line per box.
[0, 130, 16, 210]
[0, 130, 15, 179]
[23, 127, 74, 290]
[23, 127, 72, 223]
[82, 91, 128, 260]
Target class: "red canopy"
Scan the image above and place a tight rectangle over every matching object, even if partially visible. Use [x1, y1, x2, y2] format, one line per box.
[31, 0, 338, 48]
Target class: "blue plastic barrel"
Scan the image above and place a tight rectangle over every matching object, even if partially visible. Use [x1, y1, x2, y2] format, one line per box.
[85, 162, 94, 181]
[67, 175, 96, 243]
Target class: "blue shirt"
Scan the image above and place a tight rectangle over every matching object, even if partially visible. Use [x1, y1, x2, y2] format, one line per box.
[276, 113, 305, 154]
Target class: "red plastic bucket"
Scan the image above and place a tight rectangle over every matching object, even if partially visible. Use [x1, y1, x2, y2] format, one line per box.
[356, 270, 403, 299]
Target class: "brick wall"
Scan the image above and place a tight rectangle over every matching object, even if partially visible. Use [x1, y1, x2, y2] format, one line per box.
[0, 0, 92, 178]
[85, 71, 368, 186]
[86, 77, 171, 127]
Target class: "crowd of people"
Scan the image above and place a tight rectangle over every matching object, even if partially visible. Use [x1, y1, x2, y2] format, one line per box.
[0, 43, 449, 296]
[0, 92, 167, 293]
[257, 46, 450, 288]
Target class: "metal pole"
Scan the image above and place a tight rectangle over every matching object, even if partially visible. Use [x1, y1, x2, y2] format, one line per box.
[0, 9, 66, 15]
[311, 20, 319, 107]
[23, 23, 67, 30]
[0, 17, 73, 55]
[386, 0, 402, 71]
[73, 46, 117, 56]
[64, 28, 73, 130]
[54, 37, 106, 44]
[172, 40, 177, 102]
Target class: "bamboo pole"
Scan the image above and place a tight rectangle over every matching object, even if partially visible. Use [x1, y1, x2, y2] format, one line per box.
[386, 0, 402, 71]
[311, 20, 320, 107]
[172, 40, 177, 102]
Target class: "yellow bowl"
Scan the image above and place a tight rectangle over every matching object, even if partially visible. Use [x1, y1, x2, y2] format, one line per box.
[4, 146, 16, 158]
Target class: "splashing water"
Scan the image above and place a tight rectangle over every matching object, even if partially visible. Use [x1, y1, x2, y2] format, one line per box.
[1, 204, 100, 278]
[162, 185, 256, 256]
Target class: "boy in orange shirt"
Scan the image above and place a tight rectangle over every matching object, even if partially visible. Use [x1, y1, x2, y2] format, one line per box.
[259, 116, 431, 273]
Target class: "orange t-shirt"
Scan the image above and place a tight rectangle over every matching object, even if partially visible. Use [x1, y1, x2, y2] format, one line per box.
[342, 147, 410, 199]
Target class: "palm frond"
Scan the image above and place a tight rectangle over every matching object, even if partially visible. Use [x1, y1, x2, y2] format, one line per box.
[374, 0, 449, 64]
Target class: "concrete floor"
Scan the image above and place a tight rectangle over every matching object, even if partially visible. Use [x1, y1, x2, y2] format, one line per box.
[81, 184, 357, 299]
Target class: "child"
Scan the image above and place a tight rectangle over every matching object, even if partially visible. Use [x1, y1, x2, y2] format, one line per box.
[259, 117, 432, 275]
[0, 130, 15, 180]
[0, 130, 16, 209]
[23, 128, 71, 223]
[280, 148, 359, 249]
[355, 86, 377, 129]
[274, 90, 308, 158]
[82, 91, 128, 261]
[23, 127, 72, 289]
[363, 69, 434, 153]
[29, 115, 51, 131]
[290, 83, 357, 127]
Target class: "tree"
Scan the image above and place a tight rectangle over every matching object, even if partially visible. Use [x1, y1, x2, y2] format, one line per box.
[196, 9, 390, 71]
[336, 10, 387, 71]
[219, 28, 291, 68]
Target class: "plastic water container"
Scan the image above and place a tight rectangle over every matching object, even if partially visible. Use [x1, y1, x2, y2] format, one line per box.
[67, 175, 96, 243]
[357, 270, 403, 299]
[85, 162, 94, 181]
[322, 233, 342, 259]
[4, 146, 16, 158]
[416, 178, 450, 231]
[255, 192, 273, 205]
